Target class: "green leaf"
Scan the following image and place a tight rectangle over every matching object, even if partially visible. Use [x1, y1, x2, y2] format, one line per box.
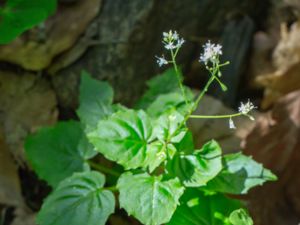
[144, 141, 167, 173]
[37, 171, 115, 225]
[117, 172, 185, 225]
[154, 110, 187, 143]
[87, 109, 157, 170]
[166, 140, 222, 187]
[0, 0, 56, 44]
[146, 92, 190, 118]
[77, 71, 114, 130]
[135, 68, 183, 109]
[167, 189, 242, 225]
[145, 141, 178, 172]
[205, 152, 277, 194]
[25, 121, 95, 187]
[229, 209, 253, 225]
[174, 131, 195, 154]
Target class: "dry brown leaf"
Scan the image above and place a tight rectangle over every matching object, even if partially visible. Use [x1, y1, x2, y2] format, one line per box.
[242, 90, 300, 225]
[0, 0, 101, 71]
[256, 21, 300, 108]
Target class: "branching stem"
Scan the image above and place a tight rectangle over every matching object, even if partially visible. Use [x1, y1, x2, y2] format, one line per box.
[88, 161, 120, 177]
[189, 112, 242, 119]
[104, 186, 118, 192]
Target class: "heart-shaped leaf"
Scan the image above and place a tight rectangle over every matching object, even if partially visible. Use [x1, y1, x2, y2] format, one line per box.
[205, 152, 277, 194]
[25, 121, 95, 187]
[166, 140, 222, 187]
[87, 110, 155, 170]
[37, 171, 115, 225]
[77, 71, 114, 130]
[117, 172, 185, 225]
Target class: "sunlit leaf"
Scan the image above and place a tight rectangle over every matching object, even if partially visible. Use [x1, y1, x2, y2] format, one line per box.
[205, 152, 277, 194]
[167, 189, 242, 225]
[166, 140, 222, 187]
[229, 209, 253, 225]
[118, 172, 184, 225]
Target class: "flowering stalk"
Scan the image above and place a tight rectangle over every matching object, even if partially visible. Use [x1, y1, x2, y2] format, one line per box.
[170, 49, 188, 105]
[189, 112, 242, 119]
[190, 100, 256, 129]
[156, 32, 257, 129]
[156, 30, 188, 104]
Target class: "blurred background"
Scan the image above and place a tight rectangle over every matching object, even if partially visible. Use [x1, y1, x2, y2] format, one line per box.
[0, 0, 300, 224]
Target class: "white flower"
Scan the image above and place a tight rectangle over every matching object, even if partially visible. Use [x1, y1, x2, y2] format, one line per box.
[163, 30, 179, 41]
[238, 100, 256, 115]
[176, 38, 185, 48]
[229, 118, 236, 129]
[156, 55, 168, 67]
[162, 30, 184, 50]
[199, 40, 222, 65]
[165, 42, 176, 50]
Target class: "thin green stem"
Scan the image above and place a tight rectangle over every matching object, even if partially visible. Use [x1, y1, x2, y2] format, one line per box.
[175, 72, 217, 131]
[189, 112, 242, 119]
[193, 72, 216, 111]
[105, 186, 118, 192]
[174, 46, 180, 58]
[170, 49, 188, 105]
[218, 61, 230, 67]
[88, 161, 120, 177]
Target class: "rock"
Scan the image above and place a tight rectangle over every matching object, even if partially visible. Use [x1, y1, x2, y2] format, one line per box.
[0, 131, 23, 206]
[11, 208, 36, 225]
[242, 90, 300, 225]
[0, 0, 101, 71]
[52, 0, 267, 112]
[0, 70, 58, 163]
[283, 0, 300, 12]
[209, 16, 255, 106]
[247, 31, 276, 89]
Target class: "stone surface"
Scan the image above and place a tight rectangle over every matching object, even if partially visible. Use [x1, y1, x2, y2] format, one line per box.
[11, 208, 36, 225]
[51, 0, 268, 113]
[0, 70, 58, 163]
[242, 90, 300, 225]
[0, 131, 23, 206]
[0, 0, 101, 71]
[209, 16, 255, 106]
[247, 31, 276, 89]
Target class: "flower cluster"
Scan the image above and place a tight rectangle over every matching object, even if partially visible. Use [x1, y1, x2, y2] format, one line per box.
[229, 100, 256, 129]
[156, 30, 185, 67]
[199, 40, 222, 65]
[162, 30, 185, 50]
[238, 100, 256, 116]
